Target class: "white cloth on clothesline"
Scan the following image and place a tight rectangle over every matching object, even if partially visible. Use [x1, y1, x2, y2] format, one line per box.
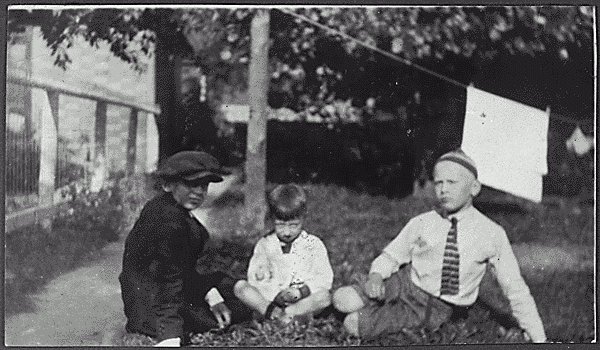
[461, 86, 549, 203]
[473, 160, 544, 203]
[566, 125, 594, 157]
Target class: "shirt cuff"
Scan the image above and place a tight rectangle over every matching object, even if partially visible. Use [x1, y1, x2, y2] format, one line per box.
[298, 284, 311, 298]
[204, 287, 225, 307]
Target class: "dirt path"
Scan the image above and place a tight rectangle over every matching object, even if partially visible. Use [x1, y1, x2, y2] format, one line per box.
[4, 172, 241, 346]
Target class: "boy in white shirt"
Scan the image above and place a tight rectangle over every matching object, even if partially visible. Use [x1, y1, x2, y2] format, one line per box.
[332, 149, 547, 342]
[234, 184, 334, 323]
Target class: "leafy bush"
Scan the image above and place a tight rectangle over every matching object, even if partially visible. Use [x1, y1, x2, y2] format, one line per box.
[52, 182, 124, 242]
[116, 174, 160, 232]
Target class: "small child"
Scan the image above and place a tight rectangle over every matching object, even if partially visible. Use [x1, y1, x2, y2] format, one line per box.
[234, 184, 334, 322]
[332, 149, 547, 342]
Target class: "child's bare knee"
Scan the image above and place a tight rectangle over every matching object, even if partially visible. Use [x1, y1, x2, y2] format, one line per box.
[343, 312, 360, 336]
[233, 279, 249, 297]
[332, 286, 363, 313]
[313, 290, 331, 309]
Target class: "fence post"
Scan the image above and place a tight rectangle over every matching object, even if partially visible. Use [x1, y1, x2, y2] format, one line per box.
[38, 89, 59, 232]
[146, 113, 160, 173]
[126, 108, 139, 176]
[90, 101, 107, 192]
[23, 26, 33, 138]
[135, 112, 147, 174]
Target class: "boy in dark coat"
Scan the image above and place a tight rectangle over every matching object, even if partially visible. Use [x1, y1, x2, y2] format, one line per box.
[119, 151, 251, 347]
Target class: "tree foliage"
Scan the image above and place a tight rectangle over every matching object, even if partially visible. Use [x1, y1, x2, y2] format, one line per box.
[172, 6, 594, 121]
[268, 6, 593, 117]
[9, 6, 593, 112]
[8, 6, 593, 235]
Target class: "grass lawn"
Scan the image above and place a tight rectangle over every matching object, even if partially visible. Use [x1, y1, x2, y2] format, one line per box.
[125, 181, 594, 345]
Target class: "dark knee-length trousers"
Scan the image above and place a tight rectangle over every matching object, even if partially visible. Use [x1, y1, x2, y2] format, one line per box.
[120, 271, 252, 340]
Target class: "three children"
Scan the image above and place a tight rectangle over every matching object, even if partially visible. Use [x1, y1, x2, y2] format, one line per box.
[133, 149, 547, 345]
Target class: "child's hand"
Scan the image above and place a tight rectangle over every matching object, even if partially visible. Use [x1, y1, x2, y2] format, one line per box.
[365, 273, 385, 300]
[210, 302, 232, 329]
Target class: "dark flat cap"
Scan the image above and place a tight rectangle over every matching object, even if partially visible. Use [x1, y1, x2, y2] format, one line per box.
[156, 151, 230, 183]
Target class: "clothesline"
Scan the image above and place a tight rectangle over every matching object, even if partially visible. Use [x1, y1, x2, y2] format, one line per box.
[278, 8, 588, 127]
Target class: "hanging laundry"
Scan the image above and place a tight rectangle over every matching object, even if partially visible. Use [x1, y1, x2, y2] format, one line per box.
[473, 161, 544, 203]
[566, 125, 594, 157]
[461, 86, 549, 203]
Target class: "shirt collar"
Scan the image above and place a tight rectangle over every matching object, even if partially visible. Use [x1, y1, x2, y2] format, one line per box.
[437, 204, 476, 222]
[448, 205, 476, 222]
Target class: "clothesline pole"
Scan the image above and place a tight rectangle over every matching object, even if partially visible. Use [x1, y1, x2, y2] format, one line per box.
[277, 8, 588, 127]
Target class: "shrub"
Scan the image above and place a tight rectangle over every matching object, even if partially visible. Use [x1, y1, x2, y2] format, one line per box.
[52, 182, 124, 242]
[116, 174, 160, 232]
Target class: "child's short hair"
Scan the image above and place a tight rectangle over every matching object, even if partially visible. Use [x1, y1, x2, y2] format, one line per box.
[268, 184, 307, 220]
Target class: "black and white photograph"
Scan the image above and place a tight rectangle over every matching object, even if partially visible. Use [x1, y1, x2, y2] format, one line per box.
[4, 4, 596, 346]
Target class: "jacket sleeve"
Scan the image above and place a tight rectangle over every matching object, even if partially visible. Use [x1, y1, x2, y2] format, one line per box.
[489, 230, 547, 343]
[302, 237, 334, 293]
[153, 219, 189, 341]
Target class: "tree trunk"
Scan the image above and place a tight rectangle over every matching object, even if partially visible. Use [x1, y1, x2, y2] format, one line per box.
[240, 9, 270, 236]
[154, 9, 178, 166]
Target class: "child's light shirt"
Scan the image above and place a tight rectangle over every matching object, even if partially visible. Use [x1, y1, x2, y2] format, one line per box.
[370, 206, 546, 342]
[247, 230, 334, 301]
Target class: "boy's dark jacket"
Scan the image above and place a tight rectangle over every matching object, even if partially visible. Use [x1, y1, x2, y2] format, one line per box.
[119, 191, 210, 341]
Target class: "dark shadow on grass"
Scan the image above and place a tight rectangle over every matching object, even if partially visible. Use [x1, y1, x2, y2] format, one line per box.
[473, 186, 533, 216]
[468, 298, 520, 330]
[4, 240, 121, 318]
[5, 284, 38, 316]
[473, 200, 529, 216]
[196, 237, 254, 279]
[212, 189, 245, 208]
[5, 224, 124, 318]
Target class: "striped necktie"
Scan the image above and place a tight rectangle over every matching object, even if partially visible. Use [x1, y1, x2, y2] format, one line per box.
[440, 217, 459, 296]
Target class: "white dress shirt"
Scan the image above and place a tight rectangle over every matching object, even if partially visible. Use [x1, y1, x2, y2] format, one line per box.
[370, 206, 546, 342]
[247, 230, 334, 301]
